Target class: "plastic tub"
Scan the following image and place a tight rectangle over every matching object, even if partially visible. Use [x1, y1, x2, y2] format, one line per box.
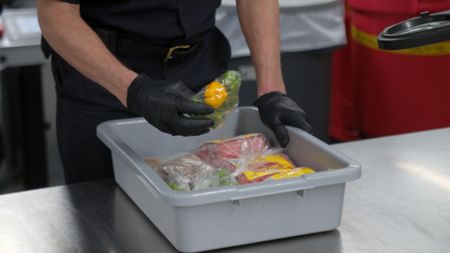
[97, 107, 361, 253]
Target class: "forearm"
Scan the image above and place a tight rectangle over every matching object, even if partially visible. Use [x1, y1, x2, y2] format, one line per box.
[236, 0, 285, 96]
[37, 0, 137, 106]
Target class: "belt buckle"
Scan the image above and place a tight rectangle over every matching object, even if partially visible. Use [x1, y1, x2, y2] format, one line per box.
[164, 45, 191, 62]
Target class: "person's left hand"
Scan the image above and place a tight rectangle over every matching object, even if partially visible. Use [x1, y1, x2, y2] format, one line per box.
[255, 91, 313, 148]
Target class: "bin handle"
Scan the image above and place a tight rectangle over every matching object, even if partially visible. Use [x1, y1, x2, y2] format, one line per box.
[230, 184, 315, 201]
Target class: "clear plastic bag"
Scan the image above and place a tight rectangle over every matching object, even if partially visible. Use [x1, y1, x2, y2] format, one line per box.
[145, 153, 237, 191]
[191, 70, 241, 128]
[145, 134, 314, 191]
[193, 133, 270, 171]
[231, 150, 315, 184]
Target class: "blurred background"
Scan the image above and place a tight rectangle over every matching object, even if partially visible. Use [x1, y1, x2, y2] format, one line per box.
[0, 0, 449, 194]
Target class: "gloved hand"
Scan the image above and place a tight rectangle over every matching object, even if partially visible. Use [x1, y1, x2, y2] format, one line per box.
[255, 91, 312, 148]
[127, 73, 214, 136]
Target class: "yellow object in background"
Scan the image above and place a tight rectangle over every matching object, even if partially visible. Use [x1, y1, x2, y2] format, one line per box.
[351, 25, 450, 56]
[204, 81, 229, 109]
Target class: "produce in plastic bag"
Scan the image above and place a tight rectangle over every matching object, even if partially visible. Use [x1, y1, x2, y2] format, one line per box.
[145, 154, 237, 191]
[145, 133, 315, 191]
[232, 151, 315, 184]
[191, 70, 241, 128]
[194, 133, 270, 171]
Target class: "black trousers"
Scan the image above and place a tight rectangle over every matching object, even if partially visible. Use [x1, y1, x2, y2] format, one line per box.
[56, 98, 132, 184]
[51, 28, 231, 184]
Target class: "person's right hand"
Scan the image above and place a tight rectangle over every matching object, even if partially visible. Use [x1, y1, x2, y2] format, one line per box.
[127, 73, 215, 136]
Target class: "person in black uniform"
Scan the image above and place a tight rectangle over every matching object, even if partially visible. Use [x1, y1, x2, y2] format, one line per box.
[37, 0, 312, 184]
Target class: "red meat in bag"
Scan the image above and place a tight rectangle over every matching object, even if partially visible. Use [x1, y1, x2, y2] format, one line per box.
[194, 134, 270, 171]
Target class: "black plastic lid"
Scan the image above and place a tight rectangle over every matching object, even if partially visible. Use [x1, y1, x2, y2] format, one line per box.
[378, 10, 450, 50]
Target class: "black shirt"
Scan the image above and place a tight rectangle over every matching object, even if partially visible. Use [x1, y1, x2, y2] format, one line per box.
[63, 0, 222, 45]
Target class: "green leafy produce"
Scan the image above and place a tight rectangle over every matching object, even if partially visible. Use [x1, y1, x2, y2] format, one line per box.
[216, 168, 237, 187]
[167, 181, 183, 191]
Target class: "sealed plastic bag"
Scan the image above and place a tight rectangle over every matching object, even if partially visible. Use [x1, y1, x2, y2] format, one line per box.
[145, 133, 314, 191]
[192, 70, 241, 128]
[232, 150, 315, 184]
[193, 134, 314, 185]
[145, 154, 237, 191]
[194, 133, 270, 171]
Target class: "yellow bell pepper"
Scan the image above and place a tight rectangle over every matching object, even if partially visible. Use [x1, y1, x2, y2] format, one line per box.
[204, 81, 229, 109]
[190, 70, 241, 128]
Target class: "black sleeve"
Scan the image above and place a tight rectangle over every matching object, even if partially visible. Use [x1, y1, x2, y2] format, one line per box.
[60, 0, 80, 4]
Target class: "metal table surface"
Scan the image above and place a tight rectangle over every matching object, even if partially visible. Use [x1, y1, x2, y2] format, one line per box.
[0, 128, 449, 253]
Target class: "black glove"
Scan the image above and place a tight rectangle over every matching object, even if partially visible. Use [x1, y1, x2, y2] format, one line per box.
[255, 91, 312, 148]
[127, 73, 214, 136]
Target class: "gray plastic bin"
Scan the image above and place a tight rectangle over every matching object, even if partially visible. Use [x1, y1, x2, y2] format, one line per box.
[97, 107, 361, 253]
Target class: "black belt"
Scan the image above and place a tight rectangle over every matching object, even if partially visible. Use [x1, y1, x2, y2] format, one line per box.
[94, 28, 200, 63]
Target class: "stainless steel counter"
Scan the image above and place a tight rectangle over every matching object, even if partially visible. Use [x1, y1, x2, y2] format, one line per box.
[0, 128, 449, 253]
